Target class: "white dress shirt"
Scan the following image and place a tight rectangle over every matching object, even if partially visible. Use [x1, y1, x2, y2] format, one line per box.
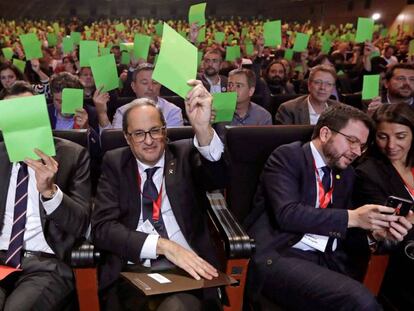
[307, 97, 328, 125]
[0, 163, 63, 254]
[137, 130, 224, 261]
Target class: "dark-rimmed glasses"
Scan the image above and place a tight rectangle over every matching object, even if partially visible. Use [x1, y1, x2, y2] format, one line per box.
[126, 126, 166, 143]
[329, 127, 368, 153]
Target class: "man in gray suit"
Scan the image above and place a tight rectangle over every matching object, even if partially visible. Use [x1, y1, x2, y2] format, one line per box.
[275, 65, 341, 125]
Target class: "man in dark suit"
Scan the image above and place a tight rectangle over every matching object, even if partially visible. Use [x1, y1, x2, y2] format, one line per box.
[92, 80, 226, 310]
[0, 87, 91, 309]
[197, 49, 228, 94]
[275, 64, 341, 125]
[245, 104, 412, 310]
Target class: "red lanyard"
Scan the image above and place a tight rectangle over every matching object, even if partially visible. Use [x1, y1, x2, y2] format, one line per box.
[137, 170, 163, 221]
[314, 162, 334, 209]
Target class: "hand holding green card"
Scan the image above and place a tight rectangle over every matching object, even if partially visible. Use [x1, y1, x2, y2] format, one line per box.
[79, 40, 99, 67]
[292, 33, 310, 52]
[355, 17, 374, 43]
[19, 33, 43, 60]
[225, 45, 241, 62]
[13, 59, 26, 73]
[62, 88, 84, 114]
[212, 92, 237, 123]
[90, 54, 119, 92]
[152, 23, 197, 98]
[362, 75, 380, 100]
[263, 20, 281, 47]
[189, 2, 207, 26]
[2, 48, 14, 60]
[62, 37, 74, 54]
[0, 94, 55, 162]
[214, 32, 225, 44]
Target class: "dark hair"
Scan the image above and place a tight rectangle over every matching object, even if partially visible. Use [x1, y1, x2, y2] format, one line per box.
[0, 80, 34, 99]
[204, 49, 223, 60]
[385, 63, 414, 82]
[132, 63, 155, 82]
[228, 68, 256, 88]
[312, 103, 374, 140]
[265, 61, 286, 79]
[122, 98, 166, 133]
[0, 63, 26, 82]
[50, 72, 83, 94]
[372, 103, 414, 167]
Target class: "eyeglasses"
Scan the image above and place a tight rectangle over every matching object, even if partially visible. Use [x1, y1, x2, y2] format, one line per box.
[311, 79, 335, 88]
[329, 127, 368, 153]
[126, 126, 166, 143]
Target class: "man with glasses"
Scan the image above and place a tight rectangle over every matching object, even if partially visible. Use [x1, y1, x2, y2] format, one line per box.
[226, 68, 272, 125]
[367, 63, 414, 115]
[245, 104, 412, 310]
[92, 80, 226, 310]
[275, 64, 341, 125]
[198, 49, 227, 94]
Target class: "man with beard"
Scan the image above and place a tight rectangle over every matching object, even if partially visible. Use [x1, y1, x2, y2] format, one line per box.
[264, 61, 295, 95]
[367, 64, 414, 115]
[275, 65, 340, 125]
[245, 104, 412, 310]
[198, 49, 227, 94]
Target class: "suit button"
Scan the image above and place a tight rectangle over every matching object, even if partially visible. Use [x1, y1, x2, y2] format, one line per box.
[266, 259, 273, 266]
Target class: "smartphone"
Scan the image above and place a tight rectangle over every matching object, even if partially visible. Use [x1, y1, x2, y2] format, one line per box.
[385, 196, 414, 217]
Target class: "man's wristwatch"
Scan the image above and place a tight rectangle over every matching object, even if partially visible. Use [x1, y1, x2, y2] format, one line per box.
[41, 185, 57, 201]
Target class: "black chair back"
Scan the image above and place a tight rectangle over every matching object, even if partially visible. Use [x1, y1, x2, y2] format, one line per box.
[341, 93, 363, 110]
[226, 125, 314, 222]
[100, 127, 194, 153]
[0, 129, 88, 148]
[269, 94, 302, 122]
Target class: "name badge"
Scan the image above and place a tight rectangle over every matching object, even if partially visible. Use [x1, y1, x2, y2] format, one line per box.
[301, 234, 329, 252]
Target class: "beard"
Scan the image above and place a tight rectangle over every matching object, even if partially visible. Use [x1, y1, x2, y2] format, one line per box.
[266, 76, 284, 86]
[204, 67, 218, 77]
[321, 138, 356, 170]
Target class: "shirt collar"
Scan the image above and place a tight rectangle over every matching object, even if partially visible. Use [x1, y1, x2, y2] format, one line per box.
[310, 141, 327, 170]
[203, 74, 221, 86]
[307, 96, 328, 115]
[136, 152, 165, 175]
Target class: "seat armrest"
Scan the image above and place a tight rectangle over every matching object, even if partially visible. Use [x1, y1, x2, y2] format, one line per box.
[70, 242, 101, 267]
[206, 191, 255, 259]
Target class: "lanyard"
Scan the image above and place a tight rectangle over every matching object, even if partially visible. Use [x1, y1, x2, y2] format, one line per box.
[397, 168, 414, 198]
[314, 162, 334, 209]
[137, 170, 163, 221]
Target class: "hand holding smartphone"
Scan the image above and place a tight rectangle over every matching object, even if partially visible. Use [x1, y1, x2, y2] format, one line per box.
[384, 196, 414, 217]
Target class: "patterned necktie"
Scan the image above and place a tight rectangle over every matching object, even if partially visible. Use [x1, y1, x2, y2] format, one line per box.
[321, 166, 331, 193]
[142, 167, 168, 238]
[5, 162, 29, 268]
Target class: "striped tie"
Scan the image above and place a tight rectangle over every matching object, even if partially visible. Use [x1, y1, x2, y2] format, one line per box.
[5, 162, 29, 268]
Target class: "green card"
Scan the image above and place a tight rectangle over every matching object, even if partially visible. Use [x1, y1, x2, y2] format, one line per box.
[89, 54, 119, 92]
[188, 2, 206, 26]
[19, 33, 42, 60]
[100, 47, 111, 56]
[380, 28, 388, 37]
[115, 23, 125, 32]
[370, 50, 381, 59]
[355, 17, 374, 43]
[120, 42, 134, 52]
[196, 27, 206, 43]
[13, 58, 26, 73]
[133, 34, 151, 60]
[337, 70, 345, 76]
[241, 27, 249, 38]
[284, 49, 293, 61]
[155, 22, 163, 36]
[212, 92, 237, 123]
[362, 75, 380, 100]
[409, 40, 414, 56]
[225, 45, 241, 62]
[70, 32, 81, 45]
[227, 34, 234, 45]
[245, 43, 254, 56]
[52, 22, 60, 34]
[263, 20, 281, 47]
[292, 33, 310, 52]
[121, 51, 130, 65]
[152, 23, 197, 98]
[80, 40, 99, 67]
[47, 33, 58, 47]
[62, 37, 74, 54]
[62, 88, 84, 114]
[2, 48, 13, 60]
[0, 94, 55, 162]
[214, 32, 225, 44]
[321, 37, 331, 54]
[198, 50, 203, 67]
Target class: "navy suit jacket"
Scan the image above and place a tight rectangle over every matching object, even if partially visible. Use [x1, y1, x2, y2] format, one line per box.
[91, 139, 227, 290]
[245, 141, 369, 297]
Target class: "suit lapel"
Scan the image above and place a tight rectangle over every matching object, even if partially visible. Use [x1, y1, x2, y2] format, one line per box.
[302, 143, 317, 203]
[300, 97, 310, 125]
[124, 151, 141, 230]
[163, 148, 188, 238]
